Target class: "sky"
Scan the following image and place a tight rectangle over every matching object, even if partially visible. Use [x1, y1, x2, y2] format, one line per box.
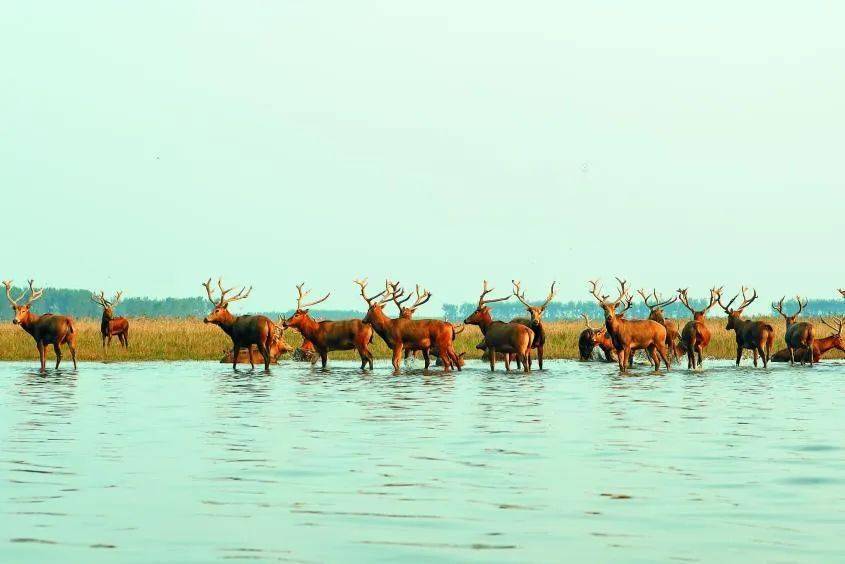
[3, 2, 843, 315]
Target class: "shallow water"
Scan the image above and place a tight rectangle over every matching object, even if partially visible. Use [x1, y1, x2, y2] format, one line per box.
[1, 359, 844, 563]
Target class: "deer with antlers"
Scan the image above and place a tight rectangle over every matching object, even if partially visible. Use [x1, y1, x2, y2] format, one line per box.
[3, 280, 77, 371]
[578, 314, 616, 362]
[464, 281, 533, 372]
[637, 289, 682, 364]
[772, 296, 815, 366]
[588, 278, 670, 373]
[221, 319, 292, 364]
[357, 279, 461, 372]
[91, 290, 129, 349]
[718, 287, 775, 368]
[283, 283, 375, 369]
[510, 280, 556, 370]
[676, 287, 722, 369]
[772, 317, 844, 363]
[392, 285, 464, 367]
[202, 278, 275, 371]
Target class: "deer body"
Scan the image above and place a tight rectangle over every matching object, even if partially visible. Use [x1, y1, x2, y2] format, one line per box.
[4, 280, 77, 371]
[91, 291, 129, 348]
[286, 315, 374, 369]
[464, 281, 532, 372]
[676, 287, 721, 369]
[773, 296, 814, 366]
[509, 281, 556, 370]
[719, 287, 774, 368]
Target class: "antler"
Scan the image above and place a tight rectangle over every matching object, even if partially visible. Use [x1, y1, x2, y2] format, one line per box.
[705, 287, 723, 313]
[111, 291, 123, 307]
[720, 286, 756, 313]
[795, 295, 807, 316]
[3, 280, 26, 306]
[294, 283, 330, 310]
[91, 290, 110, 308]
[676, 288, 694, 313]
[638, 288, 677, 311]
[453, 323, 466, 335]
[513, 280, 558, 310]
[821, 316, 844, 335]
[588, 280, 610, 304]
[202, 277, 251, 307]
[18, 280, 44, 307]
[353, 278, 388, 307]
[772, 296, 787, 318]
[406, 284, 431, 310]
[581, 313, 596, 330]
[477, 280, 510, 307]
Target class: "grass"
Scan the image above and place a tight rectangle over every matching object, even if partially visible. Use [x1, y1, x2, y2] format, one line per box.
[0, 317, 841, 363]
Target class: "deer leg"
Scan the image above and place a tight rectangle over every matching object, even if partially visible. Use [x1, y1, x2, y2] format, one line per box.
[319, 350, 328, 368]
[504, 351, 511, 371]
[537, 345, 543, 370]
[758, 346, 767, 368]
[232, 346, 240, 370]
[422, 348, 431, 370]
[752, 348, 759, 367]
[522, 348, 530, 373]
[656, 344, 670, 371]
[53, 343, 62, 369]
[392, 345, 403, 373]
[735, 346, 743, 366]
[257, 340, 270, 372]
[489, 347, 496, 371]
[37, 342, 46, 372]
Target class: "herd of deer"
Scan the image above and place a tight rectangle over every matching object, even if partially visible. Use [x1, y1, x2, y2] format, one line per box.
[3, 278, 844, 374]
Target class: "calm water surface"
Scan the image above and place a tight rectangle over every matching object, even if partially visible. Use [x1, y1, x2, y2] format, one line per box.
[1, 359, 844, 563]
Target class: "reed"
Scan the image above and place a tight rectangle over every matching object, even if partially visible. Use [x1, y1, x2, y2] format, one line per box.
[0, 317, 841, 362]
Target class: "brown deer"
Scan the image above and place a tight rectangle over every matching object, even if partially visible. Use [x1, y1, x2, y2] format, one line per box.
[510, 280, 556, 369]
[637, 289, 682, 364]
[588, 278, 670, 373]
[202, 278, 275, 371]
[772, 317, 844, 363]
[221, 320, 292, 364]
[676, 287, 722, 369]
[718, 287, 775, 368]
[357, 279, 461, 372]
[3, 280, 77, 371]
[282, 283, 375, 369]
[90, 290, 129, 349]
[393, 284, 432, 361]
[772, 296, 815, 366]
[464, 281, 533, 372]
[578, 314, 616, 362]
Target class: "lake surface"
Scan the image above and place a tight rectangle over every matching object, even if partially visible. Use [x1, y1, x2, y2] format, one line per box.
[1, 359, 844, 563]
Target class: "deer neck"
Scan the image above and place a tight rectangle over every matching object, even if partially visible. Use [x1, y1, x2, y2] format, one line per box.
[296, 315, 321, 341]
[16, 311, 41, 335]
[474, 312, 496, 334]
[211, 312, 238, 335]
[367, 307, 394, 336]
[815, 335, 842, 354]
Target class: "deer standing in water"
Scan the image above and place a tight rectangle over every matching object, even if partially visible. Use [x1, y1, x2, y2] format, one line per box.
[202, 278, 275, 371]
[772, 296, 815, 366]
[221, 319, 292, 364]
[511, 280, 556, 370]
[283, 283, 375, 369]
[718, 287, 775, 368]
[588, 278, 670, 373]
[676, 287, 721, 369]
[91, 290, 129, 349]
[772, 317, 844, 363]
[464, 281, 533, 372]
[3, 280, 77, 371]
[637, 289, 681, 364]
[357, 279, 461, 372]
[578, 314, 615, 362]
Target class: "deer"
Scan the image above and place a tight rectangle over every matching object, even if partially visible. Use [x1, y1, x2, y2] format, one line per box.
[393, 284, 432, 361]
[637, 288, 682, 364]
[356, 279, 461, 372]
[90, 290, 129, 349]
[717, 287, 775, 368]
[282, 283, 375, 369]
[3, 280, 77, 371]
[588, 278, 670, 373]
[578, 314, 616, 362]
[202, 277, 275, 371]
[772, 317, 844, 363]
[510, 280, 556, 370]
[221, 320, 292, 364]
[772, 296, 815, 366]
[463, 281, 534, 372]
[676, 287, 722, 369]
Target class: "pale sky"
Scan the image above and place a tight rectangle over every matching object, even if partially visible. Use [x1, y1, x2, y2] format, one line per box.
[3, 2, 843, 314]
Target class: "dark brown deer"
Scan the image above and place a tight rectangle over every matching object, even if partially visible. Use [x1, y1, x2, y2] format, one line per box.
[511, 280, 556, 369]
[637, 288, 681, 364]
[221, 320, 293, 363]
[718, 287, 775, 368]
[202, 277, 275, 371]
[578, 314, 615, 362]
[772, 317, 844, 363]
[357, 279, 461, 372]
[588, 278, 670, 373]
[282, 283, 375, 369]
[676, 287, 721, 369]
[772, 296, 815, 366]
[90, 290, 129, 349]
[3, 280, 77, 371]
[464, 281, 533, 372]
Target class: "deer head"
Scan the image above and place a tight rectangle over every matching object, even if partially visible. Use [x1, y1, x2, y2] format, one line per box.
[394, 284, 431, 319]
[677, 287, 722, 321]
[637, 288, 677, 323]
[354, 278, 393, 323]
[283, 283, 330, 329]
[464, 280, 510, 326]
[588, 277, 630, 320]
[202, 277, 252, 325]
[512, 280, 556, 326]
[718, 286, 758, 330]
[91, 290, 123, 320]
[3, 280, 44, 325]
[772, 295, 807, 327]
[821, 317, 845, 352]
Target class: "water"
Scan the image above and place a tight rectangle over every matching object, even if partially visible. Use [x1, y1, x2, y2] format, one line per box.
[1, 359, 844, 563]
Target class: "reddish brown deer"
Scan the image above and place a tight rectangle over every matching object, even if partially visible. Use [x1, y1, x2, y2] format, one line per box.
[676, 287, 721, 369]
[202, 278, 275, 371]
[283, 283, 375, 369]
[510, 280, 556, 369]
[221, 320, 292, 364]
[464, 281, 533, 372]
[772, 317, 844, 363]
[772, 296, 815, 366]
[637, 289, 682, 364]
[578, 314, 615, 362]
[3, 280, 77, 371]
[718, 287, 775, 368]
[588, 278, 670, 373]
[394, 284, 433, 361]
[357, 279, 461, 372]
[90, 290, 129, 349]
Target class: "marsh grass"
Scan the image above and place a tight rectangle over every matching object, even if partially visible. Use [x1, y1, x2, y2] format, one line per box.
[0, 316, 841, 362]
